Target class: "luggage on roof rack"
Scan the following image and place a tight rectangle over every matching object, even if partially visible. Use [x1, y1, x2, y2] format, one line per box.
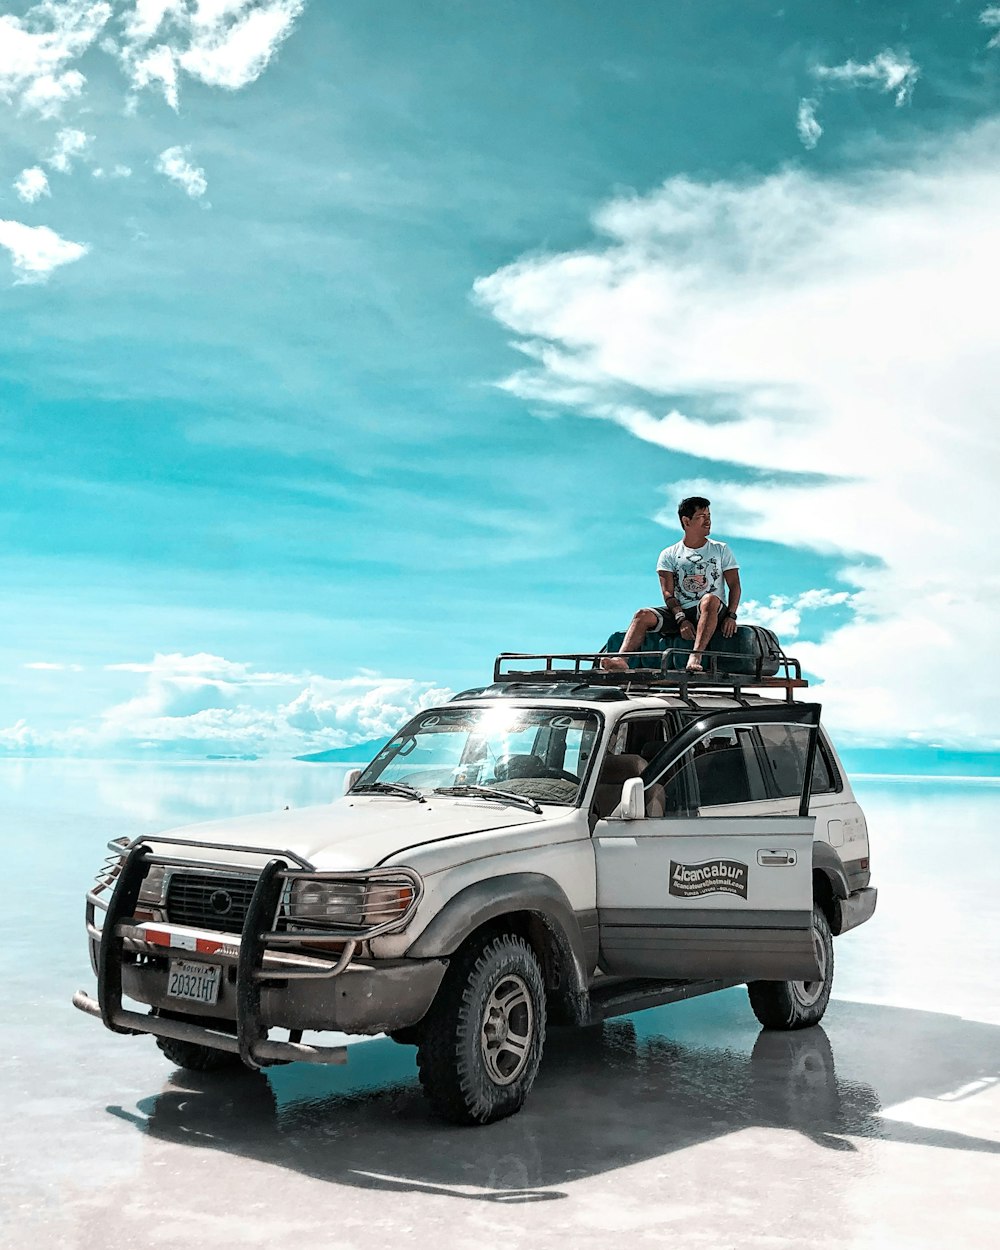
[602, 623, 783, 678]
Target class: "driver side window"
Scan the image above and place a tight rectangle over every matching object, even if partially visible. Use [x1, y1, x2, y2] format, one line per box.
[651, 726, 768, 815]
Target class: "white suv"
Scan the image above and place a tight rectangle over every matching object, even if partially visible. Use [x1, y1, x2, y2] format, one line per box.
[74, 649, 876, 1126]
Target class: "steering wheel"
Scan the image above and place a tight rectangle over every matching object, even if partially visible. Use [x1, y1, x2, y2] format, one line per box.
[494, 755, 580, 785]
[536, 766, 581, 784]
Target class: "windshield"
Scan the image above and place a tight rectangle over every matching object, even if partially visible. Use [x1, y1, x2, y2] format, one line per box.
[355, 705, 603, 807]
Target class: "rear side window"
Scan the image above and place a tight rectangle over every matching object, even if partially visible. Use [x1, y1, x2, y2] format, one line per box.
[756, 724, 838, 798]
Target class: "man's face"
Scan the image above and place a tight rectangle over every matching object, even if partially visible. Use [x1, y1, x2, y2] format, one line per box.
[683, 507, 711, 539]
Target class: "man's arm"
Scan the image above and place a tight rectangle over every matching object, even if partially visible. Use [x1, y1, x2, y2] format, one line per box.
[658, 570, 695, 640]
[721, 569, 741, 638]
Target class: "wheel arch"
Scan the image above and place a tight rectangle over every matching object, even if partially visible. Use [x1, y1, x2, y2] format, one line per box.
[812, 841, 850, 934]
[406, 873, 592, 1026]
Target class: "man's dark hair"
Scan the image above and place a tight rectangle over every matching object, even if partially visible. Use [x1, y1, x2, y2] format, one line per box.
[678, 495, 710, 522]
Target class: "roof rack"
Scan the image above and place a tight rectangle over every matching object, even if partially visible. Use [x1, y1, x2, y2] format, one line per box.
[492, 649, 808, 704]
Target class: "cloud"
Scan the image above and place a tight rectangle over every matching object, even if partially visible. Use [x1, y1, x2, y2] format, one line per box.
[14, 167, 51, 203]
[3, 651, 454, 756]
[0, 218, 89, 282]
[282, 677, 452, 740]
[0, 1, 110, 114]
[179, 0, 304, 91]
[474, 121, 1000, 748]
[797, 49, 919, 148]
[130, 42, 180, 109]
[23, 660, 84, 671]
[796, 98, 822, 150]
[155, 144, 207, 197]
[738, 589, 854, 641]
[45, 126, 92, 173]
[980, 7, 1000, 49]
[118, 0, 304, 107]
[20, 66, 86, 116]
[812, 49, 919, 106]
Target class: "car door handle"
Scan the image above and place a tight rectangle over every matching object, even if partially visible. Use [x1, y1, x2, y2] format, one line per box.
[757, 849, 798, 866]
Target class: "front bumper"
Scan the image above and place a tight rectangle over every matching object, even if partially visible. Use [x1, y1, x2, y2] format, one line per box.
[74, 838, 443, 1068]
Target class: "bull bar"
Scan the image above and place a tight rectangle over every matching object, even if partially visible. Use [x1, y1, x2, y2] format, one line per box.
[72, 835, 423, 1069]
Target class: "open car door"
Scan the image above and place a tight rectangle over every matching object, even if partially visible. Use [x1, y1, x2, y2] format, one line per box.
[594, 704, 822, 982]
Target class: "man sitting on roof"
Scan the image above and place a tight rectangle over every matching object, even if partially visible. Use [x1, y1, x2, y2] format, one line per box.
[603, 495, 742, 673]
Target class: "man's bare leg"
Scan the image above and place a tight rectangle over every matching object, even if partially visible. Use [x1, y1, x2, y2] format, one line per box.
[686, 595, 721, 672]
[600, 608, 661, 671]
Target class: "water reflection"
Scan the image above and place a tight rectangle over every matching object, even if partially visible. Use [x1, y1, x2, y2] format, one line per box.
[110, 1000, 1000, 1202]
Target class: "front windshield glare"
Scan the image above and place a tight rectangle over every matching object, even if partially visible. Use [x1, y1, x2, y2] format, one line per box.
[355, 706, 602, 807]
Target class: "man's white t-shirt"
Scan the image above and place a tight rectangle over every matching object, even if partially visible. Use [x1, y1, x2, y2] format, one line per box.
[656, 539, 738, 609]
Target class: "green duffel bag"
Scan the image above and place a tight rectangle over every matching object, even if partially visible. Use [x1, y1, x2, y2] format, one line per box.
[665, 624, 782, 676]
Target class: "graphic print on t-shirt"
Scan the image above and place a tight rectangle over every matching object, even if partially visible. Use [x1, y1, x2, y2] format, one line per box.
[678, 551, 721, 603]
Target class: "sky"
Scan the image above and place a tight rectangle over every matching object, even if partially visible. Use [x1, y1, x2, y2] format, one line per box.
[1, 0, 999, 761]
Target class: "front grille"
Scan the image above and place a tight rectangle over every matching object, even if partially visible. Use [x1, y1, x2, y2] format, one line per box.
[165, 871, 258, 935]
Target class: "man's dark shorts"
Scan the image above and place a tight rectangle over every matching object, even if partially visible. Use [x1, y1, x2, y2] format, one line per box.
[646, 599, 729, 635]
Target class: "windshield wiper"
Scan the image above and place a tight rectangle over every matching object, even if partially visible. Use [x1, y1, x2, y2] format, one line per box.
[433, 785, 542, 814]
[350, 781, 426, 803]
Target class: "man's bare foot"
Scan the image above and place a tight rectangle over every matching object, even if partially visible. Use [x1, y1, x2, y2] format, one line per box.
[685, 654, 704, 673]
[600, 655, 630, 671]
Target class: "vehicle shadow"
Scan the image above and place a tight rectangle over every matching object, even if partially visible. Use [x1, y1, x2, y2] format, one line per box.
[108, 995, 1000, 1203]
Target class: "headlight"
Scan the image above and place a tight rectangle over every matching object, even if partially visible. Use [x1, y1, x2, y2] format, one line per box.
[288, 880, 367, 926]
[364, 882, 415, 925]
[286, 878, 417, 929]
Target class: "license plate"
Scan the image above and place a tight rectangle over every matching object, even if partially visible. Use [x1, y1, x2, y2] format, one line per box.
[166, 959, 221, 1005]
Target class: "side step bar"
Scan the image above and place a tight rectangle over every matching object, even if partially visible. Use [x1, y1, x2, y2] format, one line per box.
[72, 990, 347, 1065]
[589, 975, 741, 1023]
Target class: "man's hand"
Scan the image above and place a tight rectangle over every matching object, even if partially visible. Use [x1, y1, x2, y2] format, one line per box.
[679, 619, 696, 642]
[720, 615, 738, 639]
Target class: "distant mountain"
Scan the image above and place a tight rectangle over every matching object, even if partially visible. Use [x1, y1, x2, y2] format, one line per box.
[294, 737, 389, 764]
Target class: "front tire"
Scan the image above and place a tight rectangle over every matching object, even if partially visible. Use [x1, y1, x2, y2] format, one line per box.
[747, 905, 834, 1030]
[416, 932, 546, 1126]
[155, 1034, 243, 1072]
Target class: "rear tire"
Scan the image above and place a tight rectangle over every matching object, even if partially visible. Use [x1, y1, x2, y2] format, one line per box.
[416, 932, 546, 1126]
[155, 1034, 243, 1072]
[747, 905, 834, 1030]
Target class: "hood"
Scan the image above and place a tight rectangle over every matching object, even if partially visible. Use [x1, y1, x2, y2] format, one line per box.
[144, 793, 547, 871]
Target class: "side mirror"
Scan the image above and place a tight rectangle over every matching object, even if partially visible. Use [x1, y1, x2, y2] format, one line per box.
[343, 768, 362, 796]
[615, 776, 646, 821]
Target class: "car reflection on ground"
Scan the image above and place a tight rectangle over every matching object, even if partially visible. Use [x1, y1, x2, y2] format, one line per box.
[108, 995, 1000, 1203]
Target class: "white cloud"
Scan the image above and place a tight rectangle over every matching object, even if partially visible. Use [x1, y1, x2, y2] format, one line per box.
[0, 218, 89, 283]
[4, 651, 454, 756]
[123, 0, 186, 44]
[180, 0, 303, 90]
[796, 97, 822, 149]
[45, 126, 92, 173]
[282, 676, 452, 741]
[19, 66, 86, 116]
[981, 7, 1000, 49]
[474, 121, 1000, 748]
[14, 166, 51, 203]
[812, 49, 919, 106]
[23, 660, 84, 671]
[118, 0, 303, 106]
[739, 589, 854, 641]
[130, 42, 179, 109]
[0, 1, 110, 113]
[155, 144, 207, 197]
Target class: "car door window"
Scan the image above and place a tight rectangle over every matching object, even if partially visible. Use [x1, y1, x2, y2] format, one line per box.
[649, 726, 768, 815]
[757, 724, 836, 798]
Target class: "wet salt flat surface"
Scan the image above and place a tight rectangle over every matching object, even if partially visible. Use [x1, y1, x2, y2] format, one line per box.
[1, 760, 998, 1249]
